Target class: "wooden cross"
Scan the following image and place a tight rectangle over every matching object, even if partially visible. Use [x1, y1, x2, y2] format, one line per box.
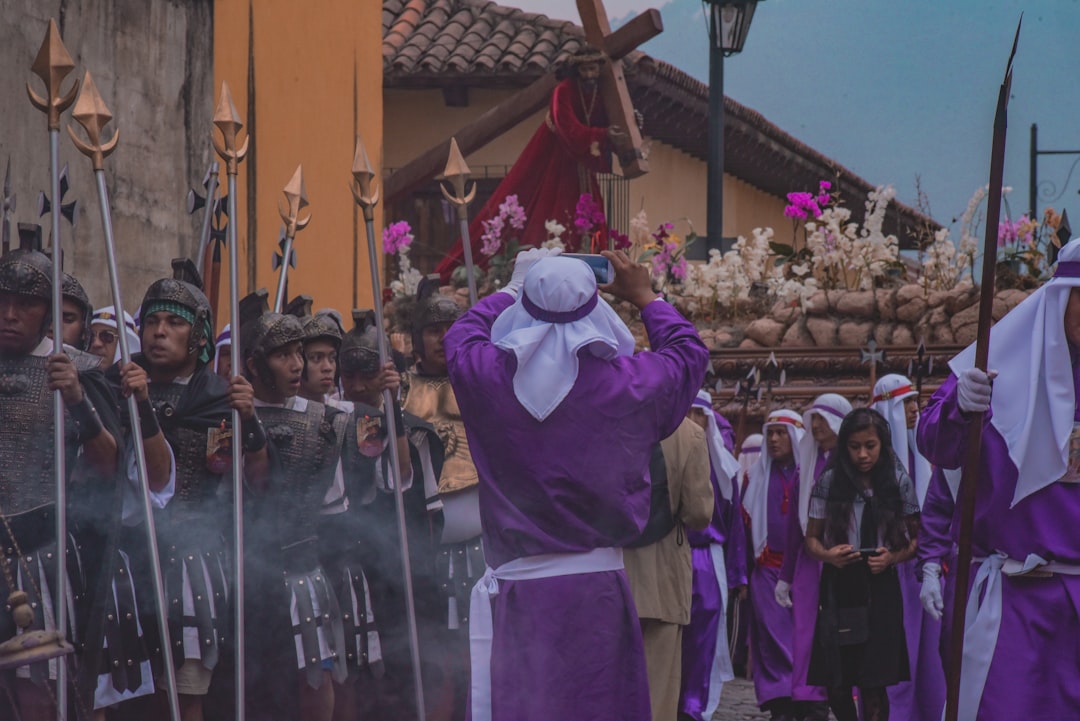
[384, 6, 663, 202]
[576, 0, 649, 178]
[860, 339, 886, 399]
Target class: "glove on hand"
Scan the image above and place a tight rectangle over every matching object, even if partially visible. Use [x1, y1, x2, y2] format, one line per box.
[920, 562, 944, 620]
[774, 580, 793, 609]
[499, 247, 562, 297]
[957, 367, 994, 414]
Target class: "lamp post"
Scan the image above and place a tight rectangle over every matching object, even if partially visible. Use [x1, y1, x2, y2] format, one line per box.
[703, 0, 761, 256]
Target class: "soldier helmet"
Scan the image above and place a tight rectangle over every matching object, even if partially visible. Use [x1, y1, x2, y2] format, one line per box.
[0, 249, 52, 304]
[238, 288, 306, 372]
[284, 295, 343, 347]
[339, 309, 382, 376]
[139, 258, 214, 364]
[410, 274, 462, 359]
[62, 273, 93, 350]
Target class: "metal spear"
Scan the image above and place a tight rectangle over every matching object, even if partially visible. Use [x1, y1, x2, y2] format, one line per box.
[350, 134, 427, 721]
[26, 20, 78, 718]
[190, 161, 221, 276]
[272, 166, 310, 313]
[944, 18, 1022, 721]
[212, 80, 249, 721]
[440, 137, 478, 305]
[2, 159, 14, 255]
[67, 70, 182, 721]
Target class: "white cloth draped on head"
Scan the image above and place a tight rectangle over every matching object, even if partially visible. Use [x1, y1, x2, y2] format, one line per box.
[738, 433, 762, 493]
[871, 374, 932, 507]
[797, 393, 852, 533]
[491, 256, 635, 421]
[743, 409, 805, 559]
[692, 390, 740, 501]
[948, 237, 1080, 506]
[214, 324, 231, 374]
[92, 305, 140, 364]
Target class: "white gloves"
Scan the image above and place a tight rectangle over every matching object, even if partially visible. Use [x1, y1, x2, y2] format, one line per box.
[774, 580, 793, 609]
[499, 247, 562, 297]
[920, 562, 944, 620]
[957, 367, 994, 414]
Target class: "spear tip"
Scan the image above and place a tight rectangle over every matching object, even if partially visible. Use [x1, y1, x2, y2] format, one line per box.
[442, 137, 471, 182]
[31, 19, 76, 87]
[213, 81, 243, 136]
[72, 70, 113, 134]
[351, 135, 375, 183]
[283, 164, 309, 211]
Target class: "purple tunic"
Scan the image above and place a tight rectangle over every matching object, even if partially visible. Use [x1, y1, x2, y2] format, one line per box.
[446, 293, 709, 721]
[780, 449, 828, 703]
[679, 466, 747, 720]
[918, 374, 1080, 720]
[749, 463, 798, 706]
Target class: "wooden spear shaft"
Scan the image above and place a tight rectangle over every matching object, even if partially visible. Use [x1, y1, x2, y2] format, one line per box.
[944, 19, 1021, 721]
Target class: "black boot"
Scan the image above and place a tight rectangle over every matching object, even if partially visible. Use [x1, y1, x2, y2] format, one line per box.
[796, 700, 831, 721]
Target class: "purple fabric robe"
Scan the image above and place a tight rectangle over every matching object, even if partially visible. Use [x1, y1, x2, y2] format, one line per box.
[749, 462, 798, 706]
[679, 463, 747, 720]
[780, 448, 828, 703]
[918, 374, 1080, 720]
[446, 292, 709, 721]
[917, 467, 959, 658]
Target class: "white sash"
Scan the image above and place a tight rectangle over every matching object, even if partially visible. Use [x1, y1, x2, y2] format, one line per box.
[704, 544, 734, 719]
[469, 547, 625, 721]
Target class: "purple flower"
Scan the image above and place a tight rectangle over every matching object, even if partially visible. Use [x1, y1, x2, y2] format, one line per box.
[382, 221, 414, 255]
[610, 229, 631, 250]
[670, 257, 688, 280]
[481, 215, 505, 256]
[575, 193, 606, 234]
[499, 194, 527, 231]
[819, 180, 832, 191]
[784, 204, 808, 219]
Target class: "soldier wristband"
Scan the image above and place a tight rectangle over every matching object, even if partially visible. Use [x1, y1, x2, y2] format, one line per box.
[241, 418, 267, 453]
[69, 397, 104, 442]
[137, 399, 161, 438]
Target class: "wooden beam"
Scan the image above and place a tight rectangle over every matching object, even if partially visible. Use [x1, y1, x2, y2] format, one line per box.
[384, 10, 664, 203]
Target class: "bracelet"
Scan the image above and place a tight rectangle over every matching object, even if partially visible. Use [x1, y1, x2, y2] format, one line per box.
[68, 397, 104, 442]
[137, 398, 161, 438]
[241, 417, 267, 453]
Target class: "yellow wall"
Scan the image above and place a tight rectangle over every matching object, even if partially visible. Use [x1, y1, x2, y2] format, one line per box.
[384, 87, 791, 245]
[214, 0, 382, 325]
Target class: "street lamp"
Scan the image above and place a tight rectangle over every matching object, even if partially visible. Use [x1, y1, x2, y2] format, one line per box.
[701, 0, 761, 257]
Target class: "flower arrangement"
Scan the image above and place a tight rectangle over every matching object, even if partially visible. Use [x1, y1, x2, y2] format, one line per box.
[382, 220, 422, 297]
[470, 194, 528, 289]
[638, 221, 696, 289]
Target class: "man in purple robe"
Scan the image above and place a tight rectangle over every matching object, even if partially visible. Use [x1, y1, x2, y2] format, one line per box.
[776, 394, 851, 721]
[743, 409, 805, 721]
[445, 248, 709, 721]
[679, 391, 746, 721]
[917, 237, 1080, 720]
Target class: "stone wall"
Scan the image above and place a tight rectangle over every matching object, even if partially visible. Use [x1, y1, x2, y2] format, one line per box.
[680, 284, 1033, 351]
[0, 1, 214, 311]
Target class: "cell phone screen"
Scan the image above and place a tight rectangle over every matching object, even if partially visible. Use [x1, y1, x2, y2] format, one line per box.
[563, 253, 613, 285]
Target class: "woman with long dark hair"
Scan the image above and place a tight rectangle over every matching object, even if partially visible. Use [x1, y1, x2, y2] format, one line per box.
[804, 408, 920, 721]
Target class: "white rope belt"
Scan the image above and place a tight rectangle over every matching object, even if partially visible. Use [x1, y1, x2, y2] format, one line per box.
[469, 547, 624, 721]
[958, 553, 1080, 721]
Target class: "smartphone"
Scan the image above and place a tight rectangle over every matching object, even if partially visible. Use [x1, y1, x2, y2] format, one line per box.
[858, 548, 883, 559]
[563, 253, 614, 285]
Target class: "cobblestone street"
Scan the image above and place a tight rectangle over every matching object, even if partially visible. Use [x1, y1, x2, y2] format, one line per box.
[710, 678, 837, 721]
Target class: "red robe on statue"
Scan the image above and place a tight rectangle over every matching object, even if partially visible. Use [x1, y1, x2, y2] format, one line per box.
[436, 77, 612, 280]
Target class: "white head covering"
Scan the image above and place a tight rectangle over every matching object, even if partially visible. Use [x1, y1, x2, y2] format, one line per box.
[691, 390, 740, 501]
[214, 324, 232, 374]
[871, 374, 933, 507]
[948, 237, 1080, 506]
[797, 393, 852, 533]
[491, 256, 635, 421]
[92, 306, 140, 364]
[743, 409, 805, 558]
[739, 433, 763, 492]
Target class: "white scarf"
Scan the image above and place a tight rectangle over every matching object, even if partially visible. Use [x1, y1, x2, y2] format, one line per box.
[948, 237, 1080, 506]
[92, 305, 141, 364]
[738, 434, 762, 494]
[491, 257, 635, 421]
[214, 323, 231, 374]
[692, 391, 740, 501]
[743, 409, 805, 558]
[797, 393, 851, 533]
[872, 373, 933, 506]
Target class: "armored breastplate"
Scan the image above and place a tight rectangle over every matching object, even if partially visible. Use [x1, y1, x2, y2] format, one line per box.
[0, 355, 75, 514]
[149, 383, 226, 534]
[259, 401, 348, 547]
[404, 373, 478, 495]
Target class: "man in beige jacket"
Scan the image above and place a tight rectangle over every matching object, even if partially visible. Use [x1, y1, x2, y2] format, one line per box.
[625, 418, 715, 721]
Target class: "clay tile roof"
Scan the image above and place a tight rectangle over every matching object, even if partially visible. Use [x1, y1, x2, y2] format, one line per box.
[382, 0, 939, 245]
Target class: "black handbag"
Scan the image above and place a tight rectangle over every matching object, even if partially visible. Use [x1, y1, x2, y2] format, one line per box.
[834, 605, 870, 646]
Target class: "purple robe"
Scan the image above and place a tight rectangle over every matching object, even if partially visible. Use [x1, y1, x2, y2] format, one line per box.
[749, 462, 798, 706]
[679, 464, 747, 720]
[445, 292, 709, 721]
[918, 374, 1080, 720]
[780, 449, 828, 703]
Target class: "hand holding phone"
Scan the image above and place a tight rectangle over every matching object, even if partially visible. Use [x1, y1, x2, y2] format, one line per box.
[563, 253, 614, 285]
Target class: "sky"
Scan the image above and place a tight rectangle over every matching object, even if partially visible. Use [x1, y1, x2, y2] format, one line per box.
[510, 0, 1080, 236]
